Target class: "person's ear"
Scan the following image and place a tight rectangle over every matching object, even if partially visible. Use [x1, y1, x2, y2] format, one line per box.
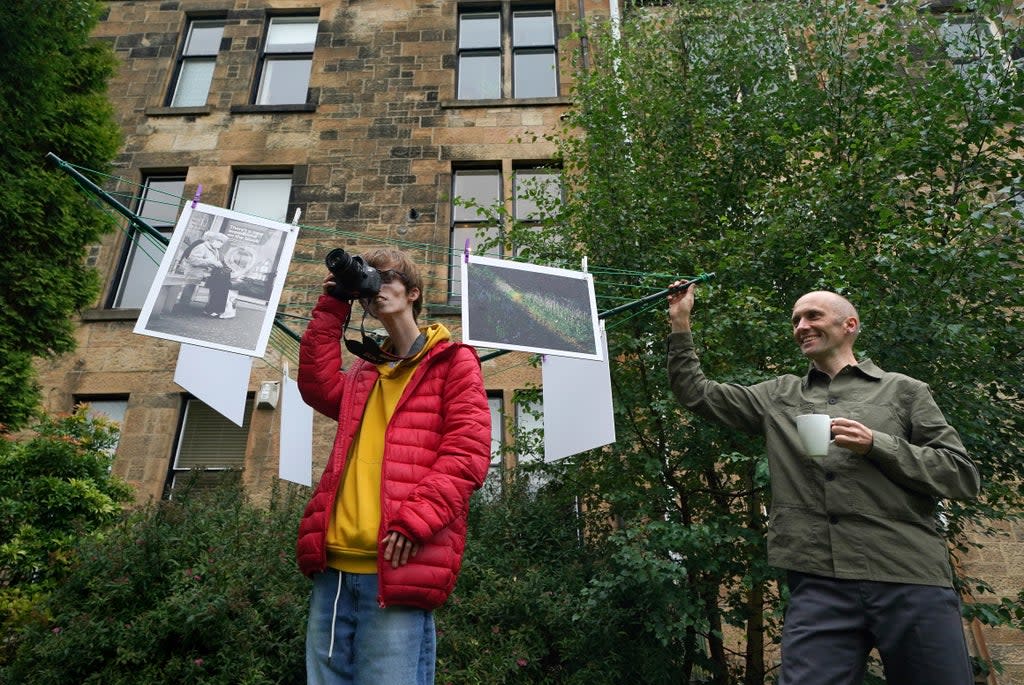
[407, 287, 421, 305]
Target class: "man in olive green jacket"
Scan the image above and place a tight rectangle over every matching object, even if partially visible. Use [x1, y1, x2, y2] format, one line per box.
[666, 286, 980, 685]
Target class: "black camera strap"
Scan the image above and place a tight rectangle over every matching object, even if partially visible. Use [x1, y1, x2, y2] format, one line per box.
[342, 309, 425, 366]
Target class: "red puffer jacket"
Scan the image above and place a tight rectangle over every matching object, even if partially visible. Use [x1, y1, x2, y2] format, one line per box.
[295, 295, 492, 610]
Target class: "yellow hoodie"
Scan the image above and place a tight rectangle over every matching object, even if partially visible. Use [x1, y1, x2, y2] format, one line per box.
[325, 323, 451, 573]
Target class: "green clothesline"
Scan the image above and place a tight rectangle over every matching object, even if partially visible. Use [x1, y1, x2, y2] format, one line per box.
[48, 153, 712, 365]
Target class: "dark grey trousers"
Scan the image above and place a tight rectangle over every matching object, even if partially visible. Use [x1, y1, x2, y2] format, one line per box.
[778, 572, 974, 685]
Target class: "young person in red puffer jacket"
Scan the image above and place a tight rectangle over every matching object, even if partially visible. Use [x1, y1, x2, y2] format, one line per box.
[296, 248, 492, 685]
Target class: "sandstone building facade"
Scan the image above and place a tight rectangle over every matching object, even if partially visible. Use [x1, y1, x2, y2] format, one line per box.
[42, 0, 608, 503]
[31, 0, 1021, 681]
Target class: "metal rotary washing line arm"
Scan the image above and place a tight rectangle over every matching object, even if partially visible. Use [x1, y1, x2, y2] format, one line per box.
[46, 152, 302, 344]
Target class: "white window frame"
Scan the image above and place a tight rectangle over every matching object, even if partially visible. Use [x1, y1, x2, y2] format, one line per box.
[168, 396, 253, 497]
[169, 19, 225, 108]
[111, 175, 186, 309]
[255, 16, 318, 106]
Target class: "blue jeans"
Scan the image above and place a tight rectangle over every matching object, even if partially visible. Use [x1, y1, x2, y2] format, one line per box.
[306, 569, 436, 685]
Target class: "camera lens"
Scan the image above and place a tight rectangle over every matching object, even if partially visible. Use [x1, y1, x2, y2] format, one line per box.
[324, 248, 351, 273]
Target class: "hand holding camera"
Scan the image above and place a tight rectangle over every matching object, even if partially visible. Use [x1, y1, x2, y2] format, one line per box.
[324, 248, 381, 301]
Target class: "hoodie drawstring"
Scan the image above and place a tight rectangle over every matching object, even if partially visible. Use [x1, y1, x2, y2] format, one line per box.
[327, 570, 343, 659]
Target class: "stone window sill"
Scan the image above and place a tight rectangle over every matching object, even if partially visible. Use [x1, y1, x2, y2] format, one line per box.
[230, 103, 318, 114]
[440, 97, 571, 109]
[144, 106, 212, 117]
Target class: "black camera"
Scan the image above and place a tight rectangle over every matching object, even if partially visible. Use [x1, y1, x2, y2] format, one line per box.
[324, 248, 381, 300]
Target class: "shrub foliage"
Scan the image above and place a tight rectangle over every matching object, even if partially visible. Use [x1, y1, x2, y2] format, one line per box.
[2, 476, 310, 685]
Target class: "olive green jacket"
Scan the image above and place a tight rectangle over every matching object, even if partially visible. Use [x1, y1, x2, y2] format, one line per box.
[667, 332, 980, 587]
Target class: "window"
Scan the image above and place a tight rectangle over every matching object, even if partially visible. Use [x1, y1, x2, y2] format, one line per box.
[167, 396, 253, 497]
[512, 166, 562, 256]
[450, 167, 503, 301]
[512, 10, 558, 98]
[77, 397, 129, 456]
[515, 393, 551, 490]
[479, 392, 505, 498]
[255, 16, 318, 105]
[457, 5, 558, 100]
[1011, 192, 1024, 229]
[168, 19, 225, 107]
[231, 173, 293, 221]
[927, 6, 1013, 91]
[514, 167, 561, 221]
[514, 394, 544, 464]
[110, 175, 185, 309]
[449, 164, 562, 295]
[939, 15, 997, 79]
[458, 11, 501, 100]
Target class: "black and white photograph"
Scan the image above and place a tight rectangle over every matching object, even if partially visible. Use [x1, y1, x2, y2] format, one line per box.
[461, 255, 602, 361]
[133, 202, 298, 357]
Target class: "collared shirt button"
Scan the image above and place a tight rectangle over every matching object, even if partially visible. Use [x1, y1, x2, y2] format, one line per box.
[825, 472, 835, 481]
[827, 397, 838, 405]
[829, 515, 839, 524]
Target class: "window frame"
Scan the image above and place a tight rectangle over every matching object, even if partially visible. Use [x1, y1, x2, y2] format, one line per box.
[456, 3, 558, 101]
[167, 18, 226, 108]
[512, 166, 562, 223]
[449, 166, 504, 302]
[511, 8, 558, 99]
[924, 4, 1015, 90]
[457, 10, 502, 100]
[253, 15, 319, 106]
[75, 395, 129, 457]
[230, 172, 294, 221]
[109, 174, 186, 310]
[166, 395, 254, 498]
[478, 391, 505, 498]
[512, 165, 562, 257]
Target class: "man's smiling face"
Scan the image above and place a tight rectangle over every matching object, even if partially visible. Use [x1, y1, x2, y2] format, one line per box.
[791, 292, 856, 361]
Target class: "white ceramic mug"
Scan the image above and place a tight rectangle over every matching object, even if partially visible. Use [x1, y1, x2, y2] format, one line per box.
[796, 413, 833, 457]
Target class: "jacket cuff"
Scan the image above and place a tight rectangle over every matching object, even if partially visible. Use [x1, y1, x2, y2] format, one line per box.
[315, 293, 353, 316]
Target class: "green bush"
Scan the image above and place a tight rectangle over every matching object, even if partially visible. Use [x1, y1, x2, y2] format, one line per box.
[0, 407, 133, 659]
[4, 460, 739, 684]
[437, 476, 590, 684]
[2, 476, 310, 685]
[437, 472, 720, 685]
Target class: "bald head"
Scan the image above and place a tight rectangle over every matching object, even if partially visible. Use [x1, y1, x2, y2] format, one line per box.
[795, 291, 859, 332]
